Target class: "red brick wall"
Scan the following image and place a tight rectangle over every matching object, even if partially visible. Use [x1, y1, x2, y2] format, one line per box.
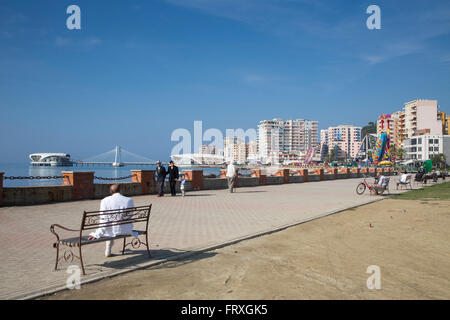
[252, 169, 267, 185]
[62, 171, 94, 200]
[298, 169, 309, 182]
[351, 168, 360, 178]
[276, 169, 290, 183]
[131, 170, 155, 194]
[184, 170, 203, 190]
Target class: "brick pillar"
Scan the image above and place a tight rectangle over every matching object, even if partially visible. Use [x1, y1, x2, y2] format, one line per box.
[331, 168, 338, 179]
[184, 170, 203, 190]
[298, 169, 309, 182]
[351, 168, 360, 178]
[131, 170, 155, 195]
[62, 171, 94, 200]
[276, 169, 290, 183]
[252, 169, 267, 185]
[0, 172, 3, 206]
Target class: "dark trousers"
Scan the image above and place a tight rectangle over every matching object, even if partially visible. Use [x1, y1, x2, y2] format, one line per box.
[169, 180, 177, 196]
[157, 181, 165, 195]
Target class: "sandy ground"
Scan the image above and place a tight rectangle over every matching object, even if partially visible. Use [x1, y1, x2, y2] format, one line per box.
[44, 199, 450, 300]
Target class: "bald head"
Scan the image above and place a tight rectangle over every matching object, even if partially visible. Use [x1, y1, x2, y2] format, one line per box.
[110, 184, 121, 195]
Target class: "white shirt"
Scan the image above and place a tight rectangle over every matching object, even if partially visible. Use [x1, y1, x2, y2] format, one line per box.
[400, 174, 410, 183]
[378, 175, 387, 187]
[89, 193, 137, 239]
[226, 164, 237, 178]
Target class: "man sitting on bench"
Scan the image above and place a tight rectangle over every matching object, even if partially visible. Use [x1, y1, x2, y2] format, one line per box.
[88, 184, 138, 257]
[373, 174, 388, 195]
[397, 171, 411, 189]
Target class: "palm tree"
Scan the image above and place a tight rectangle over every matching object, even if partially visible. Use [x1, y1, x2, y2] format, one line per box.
[389, 144, 406, 161]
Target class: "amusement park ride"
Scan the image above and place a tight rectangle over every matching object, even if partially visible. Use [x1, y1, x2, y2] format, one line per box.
[358, 119, 394, 167]
[371, 117, 394, 166]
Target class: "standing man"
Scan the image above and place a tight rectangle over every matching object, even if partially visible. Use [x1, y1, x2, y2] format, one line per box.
[156, 161, 167, 197]
[167, 160, 179, 196]
[226, 161, 237, 193]
[88, 184, 137, 257]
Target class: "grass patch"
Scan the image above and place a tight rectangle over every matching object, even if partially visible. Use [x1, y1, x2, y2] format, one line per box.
[391, 182, 450, 200]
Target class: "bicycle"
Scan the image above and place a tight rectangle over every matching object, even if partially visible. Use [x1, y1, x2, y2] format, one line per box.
[356, 175, 376, 195]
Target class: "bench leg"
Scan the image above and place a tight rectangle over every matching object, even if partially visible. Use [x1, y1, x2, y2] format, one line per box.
[54, 243, 60, 271]
[79, 246, 86, 275]
[122, 237, 126, 255]
[145, 233, 151, 258]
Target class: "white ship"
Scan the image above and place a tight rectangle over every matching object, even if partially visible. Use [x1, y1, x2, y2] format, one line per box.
[29, 153, 73, 167]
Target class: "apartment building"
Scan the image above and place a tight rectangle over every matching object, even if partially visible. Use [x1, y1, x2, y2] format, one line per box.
[320, 129, 329, 159]
[257, 118, 319, 164]
[403, 133, 450, 164]
[382, 99, 443, 150]
[321, 125, 362, 160]
[438, 112, 450, 135]
[246, 140, 259, 163]
[224, 137, 247, 164]
[198, 144, 216, 155]
[403, 99, 442, 139]
[257, 119, 283, 164]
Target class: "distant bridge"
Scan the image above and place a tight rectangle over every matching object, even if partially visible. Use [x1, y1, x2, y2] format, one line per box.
[75, 146, 161, 167]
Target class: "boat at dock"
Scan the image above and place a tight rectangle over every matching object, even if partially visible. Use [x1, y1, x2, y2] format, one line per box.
[29, 153, 73, 167]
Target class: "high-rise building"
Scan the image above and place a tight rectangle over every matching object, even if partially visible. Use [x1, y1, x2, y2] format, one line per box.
[257, 119, 283, 164]
[198, 144, 216, 155]
[403, 99, 442, 139]
[246, 140, 258, 163]
[257, 118, 319, 164]
[322, 125, 362, 160]
[438, 111, 450, 135]
[386, 99, 443, 150]
[392, 110, 405, 149]
[320, 129, 329, 160]
[224, 137, 247, 164]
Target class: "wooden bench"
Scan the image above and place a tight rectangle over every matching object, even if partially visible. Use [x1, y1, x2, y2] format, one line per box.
[50, 204, 152, 275]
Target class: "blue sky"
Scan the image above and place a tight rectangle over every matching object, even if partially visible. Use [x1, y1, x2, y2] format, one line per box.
[1, 0, 449, 163]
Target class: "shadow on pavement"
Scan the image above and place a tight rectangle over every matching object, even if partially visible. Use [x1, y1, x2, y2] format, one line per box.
[86, 248, 217, 273]
[235, 190, 267, 193]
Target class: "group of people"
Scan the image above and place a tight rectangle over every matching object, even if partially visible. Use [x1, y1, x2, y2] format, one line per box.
[414, 168, 446, 184]
[156, 160, 239, 196]
[155, 161, 186, 197]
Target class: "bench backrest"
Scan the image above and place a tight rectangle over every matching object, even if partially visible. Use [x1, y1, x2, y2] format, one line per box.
[81, 205, 152, 231]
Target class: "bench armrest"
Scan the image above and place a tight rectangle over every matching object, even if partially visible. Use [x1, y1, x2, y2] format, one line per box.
[50, 224, 81, 247]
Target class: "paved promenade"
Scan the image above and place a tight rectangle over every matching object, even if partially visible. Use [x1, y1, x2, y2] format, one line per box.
[0, 178, 425, 299]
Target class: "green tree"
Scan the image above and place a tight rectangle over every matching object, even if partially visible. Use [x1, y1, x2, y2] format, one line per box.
[389, 145, 406, 161]
[325, 148, 337, 163]
[430, 153, 446, 169]
[362, 122, 377, 139]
